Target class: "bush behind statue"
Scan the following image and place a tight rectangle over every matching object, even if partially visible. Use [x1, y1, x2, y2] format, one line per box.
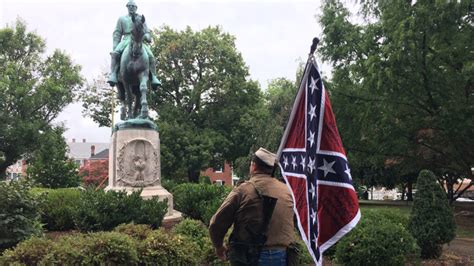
[31, 187, 81, 231]
[173, 183, 231, 224]
[73, 189, 168, 231]
[408, 170, 456, 259]
[0, 181, 43, 251]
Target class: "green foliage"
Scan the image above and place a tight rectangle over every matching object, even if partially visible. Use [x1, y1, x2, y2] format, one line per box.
[172, 218, 209, 246]
[199, 175, 212, 184]
[319, 0, 473, 200]
[0, 237, 53, 265]
[334, 208, 420, 265]
[171, 218, 216, 263]
[80, 232, 139, 265]
[0, 19, 83, 178]
[149, 26, 262, 182]
[35, 188, 81, 231]
[78, 72, 116, 128]
[114, 223, 153, 241]
[139, 229, 200, 265]
[27, 127, 80, 188]
[73, 189, 167, 231]
[408, 170, 456, 259]
[173, 183, 231, 224]
[160, 176, 185, 192]
[8, 232, 139, 265]
[0, 181, 43, 250]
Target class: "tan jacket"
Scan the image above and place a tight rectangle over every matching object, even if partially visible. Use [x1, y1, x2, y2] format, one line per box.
[209, 173, 294, 249]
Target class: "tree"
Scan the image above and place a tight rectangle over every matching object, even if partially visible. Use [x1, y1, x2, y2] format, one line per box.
[27, 127, 80, 188]
[319, 0, 473, 201]
[408, 170, 455, 259]
[79, 160, 109, 188]
[0, 19, 83, 178]
[79, 72, 116, 128]
[233, 77, 299, 178]
[149, 26, 262, 182]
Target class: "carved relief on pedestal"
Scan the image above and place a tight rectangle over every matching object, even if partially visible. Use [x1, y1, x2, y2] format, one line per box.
[116, 139, 160, 187]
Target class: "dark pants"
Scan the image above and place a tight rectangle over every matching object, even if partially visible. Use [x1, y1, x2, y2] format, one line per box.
[258, 250, 287, 266]
[229, 246, 287, 266]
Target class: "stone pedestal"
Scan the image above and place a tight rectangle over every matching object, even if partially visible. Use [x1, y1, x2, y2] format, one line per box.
[106, 127, 181, 221]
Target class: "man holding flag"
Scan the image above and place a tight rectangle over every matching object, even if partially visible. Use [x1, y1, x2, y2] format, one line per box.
[277, 38, 360, 265]
[209, 39, 360, 265]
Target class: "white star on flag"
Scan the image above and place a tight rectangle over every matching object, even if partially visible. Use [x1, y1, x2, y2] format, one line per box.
[307, 157, 316, 173]
[312, 234, 318, 246]
[344, 164, 352, 180]
[309, 76, 319, 93]
[318, 158, 336, 177]
[309, 182, 315, 199]
[311, 209, 316, 224]
[291, 155, 297, 170]
[300, 155, 306, 170]
[308, 131, 315, 147]
[308, 104, 317, 121]
[283, 156, 289, 168]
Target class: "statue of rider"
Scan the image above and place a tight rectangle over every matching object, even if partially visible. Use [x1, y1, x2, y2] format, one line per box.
[107, 0, 161, 89]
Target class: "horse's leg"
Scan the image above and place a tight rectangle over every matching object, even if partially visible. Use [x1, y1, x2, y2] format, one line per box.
[133, 85, 141, 118]
[139, 74, 149, 118]
[117, 83, 127, 121]
[125, 83, 133, 119]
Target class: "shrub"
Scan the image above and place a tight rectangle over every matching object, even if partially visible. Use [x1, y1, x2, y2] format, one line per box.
[45, 232, 138, 265]
[139, 229, 200, 265]
[135, 196, 168, 229]
[81, 232, 139, 265]
[173, 183, 231, 224]
[334, 208, 420, 265]
[1, 237, 53, 265]
[0, 181, 43, 250]
[41, 233, 88, 264]
[408, 170, 456, 259]
[73, 189, 167, 231]
[114, 223, 152, 241]
[35, 188, 81, 231]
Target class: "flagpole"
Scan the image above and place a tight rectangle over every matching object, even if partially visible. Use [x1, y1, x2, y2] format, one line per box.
[276, 38, 320, 160]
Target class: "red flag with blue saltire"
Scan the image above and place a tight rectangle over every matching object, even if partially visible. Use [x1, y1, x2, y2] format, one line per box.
[277, 55, 360, 265]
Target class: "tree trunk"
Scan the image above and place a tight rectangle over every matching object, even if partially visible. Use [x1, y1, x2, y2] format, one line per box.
[187, 168, 200, 183]
[401, 183, 406, 201]
[407, 181, 413, 201]
[446, 176, 455, 204]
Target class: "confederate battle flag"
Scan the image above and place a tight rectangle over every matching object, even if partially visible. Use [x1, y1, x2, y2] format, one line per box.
[277, 55, 360, 265]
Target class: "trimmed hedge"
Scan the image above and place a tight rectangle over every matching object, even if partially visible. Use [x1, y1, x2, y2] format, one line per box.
[72, 189, 168, 231]
[33, 188, 81, 231]
[114, 223, 153, 241]
[173, 183, 231, 225]
[139, 229, 201, 265]
[1, 232, 138, 265]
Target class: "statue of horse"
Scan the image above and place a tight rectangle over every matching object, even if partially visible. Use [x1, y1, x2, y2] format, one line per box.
[116, 14, 150, 120]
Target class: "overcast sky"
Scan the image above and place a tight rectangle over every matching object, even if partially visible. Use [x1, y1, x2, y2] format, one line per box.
[1, 0, 324, 143]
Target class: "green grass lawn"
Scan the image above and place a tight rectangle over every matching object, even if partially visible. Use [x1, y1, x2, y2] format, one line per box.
[360, 203, 474, 239]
